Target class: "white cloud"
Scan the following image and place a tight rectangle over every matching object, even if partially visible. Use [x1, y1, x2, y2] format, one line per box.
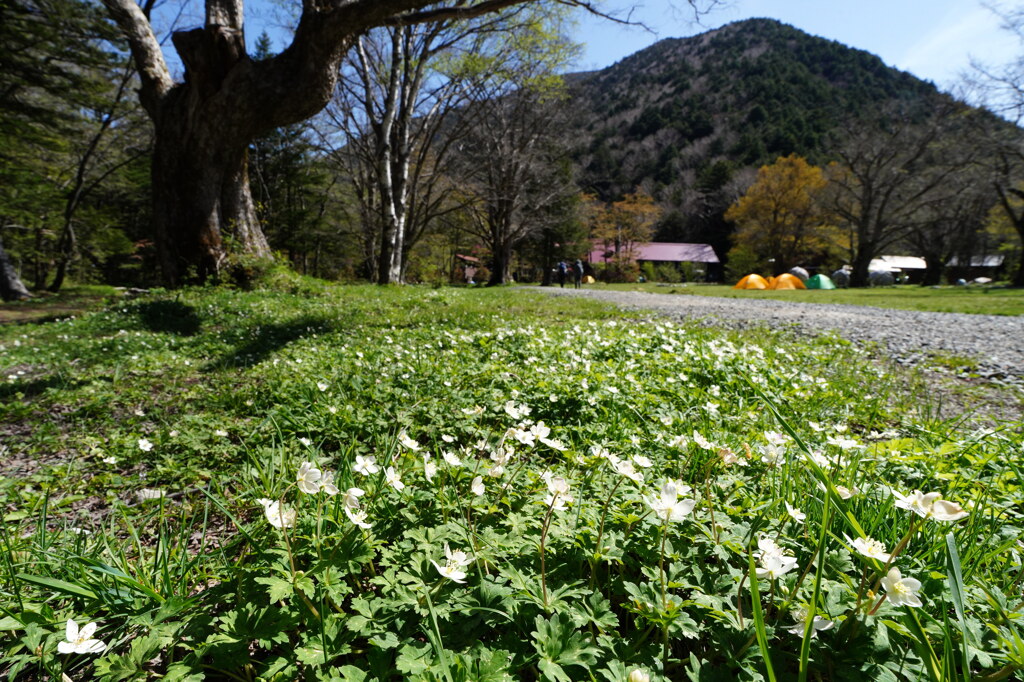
[896, 6, 1018, 85]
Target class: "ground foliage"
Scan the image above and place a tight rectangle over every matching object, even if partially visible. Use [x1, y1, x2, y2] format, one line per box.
[0, 284, 1022, 681]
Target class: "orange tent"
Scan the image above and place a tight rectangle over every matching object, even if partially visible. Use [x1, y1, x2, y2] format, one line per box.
[733, 274, 769, 290]
[768, 273, 807, 290]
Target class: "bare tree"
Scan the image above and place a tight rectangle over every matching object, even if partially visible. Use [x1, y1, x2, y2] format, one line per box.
[323, 13, 517, 284]
[825, 105, 965, 287]
[100, 0, 721, 286]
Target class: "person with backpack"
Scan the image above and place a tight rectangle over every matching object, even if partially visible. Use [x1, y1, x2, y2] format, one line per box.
[557, 261, 567, 288]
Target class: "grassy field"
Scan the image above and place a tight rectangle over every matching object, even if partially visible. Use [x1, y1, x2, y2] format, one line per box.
[0, 282, 1022, 681]
[0, 285, 119, 325]
[589, 282, 1024, 316]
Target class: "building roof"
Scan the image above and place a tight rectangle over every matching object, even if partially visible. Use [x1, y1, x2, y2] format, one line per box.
[870, 255, 927, 271]
[946, 255, 1005, 267]
[589, 241, 720, 264]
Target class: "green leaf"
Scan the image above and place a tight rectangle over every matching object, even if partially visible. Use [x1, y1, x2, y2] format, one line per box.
[15, 574, 97, 600]
[531, 612, 600, 677]
[256, 576, 294, 603]
[297, 644, 327, 665]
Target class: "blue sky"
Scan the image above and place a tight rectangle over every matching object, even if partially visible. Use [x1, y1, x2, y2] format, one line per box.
[154, 1, 1020, 92]
[573, 0, 1020, 89]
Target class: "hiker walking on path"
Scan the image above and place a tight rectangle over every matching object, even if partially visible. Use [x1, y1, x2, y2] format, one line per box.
[573, 260, 584, 289]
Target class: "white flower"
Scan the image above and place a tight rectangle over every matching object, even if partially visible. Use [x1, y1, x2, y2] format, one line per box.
[512, 427, 535, 446]
[834, 484, 859, 500]
[345, 506, 373, 529]
[539, 437, 566, 451]
[353, 455, 379, 476]
[443, 542, 473, 567]
[628, 670, 650, 682]
[431, 544, 471, 583]
[881, 567, 923, 607]
[442, 450, 462, 467]
[57, 618, 106, 654]
[385, 466, 405, 491]
[893, 490, 969, 521]
[136, 488, 166, 502]
[423, 457, 438, 482]
[341, 487, 365, 509]
[646, 480, 696, 522]
[320, 470, 339, 496]
[214, 429, 228, 437]
[847, 535, 891, 562]
[757, 535, 785, 559]
[612, 459, 644, 484]
[544, 492, 574, 511]
[296, 461, 322, 494]
[398, 432, 420, 452]
[101, 455, 117, 464]
[756, 552, 799, 579]
[137, 438, 153, 452]
[761, 443, 785, 465]
[808, 421, 825, 432]
[547, 476, 570, 496]
[490, 447, 513, 466]
[720, 447, 747, 466]
[260, 500, 296, 529]
[826, 436, 861, 450]
[530, 422, 551, 440]
[504, 401, 530, 420]
[631, 455, 653, 468]
[785, 503, 806, 523]
[298, 437, 312, 447]
[693, 431, 716, 450]
[804, 449, 830, 467]
[431, 560, 466, 583]
[471, 476, 485, 496]
[764, 431, 789, 446]
[441, 434, 456, 443]
[786, 609, 834, 638]
[461, 406, 484, 415]
[317, 381, 328, 392]
[668, 434, 689, 449]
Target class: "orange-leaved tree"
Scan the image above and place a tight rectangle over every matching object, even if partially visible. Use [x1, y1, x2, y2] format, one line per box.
[589, 188, 660, 264]
[725, 154, 834, 275]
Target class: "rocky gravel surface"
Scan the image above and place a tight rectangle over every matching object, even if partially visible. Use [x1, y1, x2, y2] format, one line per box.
[535, 287, 1024, 385]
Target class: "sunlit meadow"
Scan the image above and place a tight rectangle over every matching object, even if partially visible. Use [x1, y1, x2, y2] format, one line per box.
[0, 284, 1021, 681]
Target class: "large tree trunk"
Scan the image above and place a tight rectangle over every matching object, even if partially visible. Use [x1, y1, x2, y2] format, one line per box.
[151, 117, 268, 285]
[849, 247, 873, 288]
[103, 0, 536, 286]
[0, 234, 32, 301]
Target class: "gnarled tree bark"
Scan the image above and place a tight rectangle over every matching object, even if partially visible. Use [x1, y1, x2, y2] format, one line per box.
[101, 0, 546, 286]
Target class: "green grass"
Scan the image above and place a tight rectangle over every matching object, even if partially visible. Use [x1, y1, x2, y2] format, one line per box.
[0, 281, 1021, 681]
[0, 284, 119, 325]
[590, 282, 1024, 315]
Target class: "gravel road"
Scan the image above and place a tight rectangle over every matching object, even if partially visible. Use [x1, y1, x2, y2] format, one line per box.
[534, 288, 1024, 382]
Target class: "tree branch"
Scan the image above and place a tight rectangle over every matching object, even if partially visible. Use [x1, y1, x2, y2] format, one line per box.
[100, 0, 172, 114]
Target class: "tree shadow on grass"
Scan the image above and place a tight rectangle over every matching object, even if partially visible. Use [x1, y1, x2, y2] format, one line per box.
[136, 300, 201, 336]
[0, 375, 84, 401]
[203, 316, 338, 371]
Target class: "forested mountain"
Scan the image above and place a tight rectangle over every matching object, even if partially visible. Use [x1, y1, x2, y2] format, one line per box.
[566, 18, 952, 252]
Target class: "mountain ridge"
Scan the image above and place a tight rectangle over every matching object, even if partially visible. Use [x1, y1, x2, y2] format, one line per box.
[563, 17, 955, 251]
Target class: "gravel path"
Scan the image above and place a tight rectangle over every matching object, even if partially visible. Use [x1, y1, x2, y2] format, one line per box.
[534, 288, 1024, 383]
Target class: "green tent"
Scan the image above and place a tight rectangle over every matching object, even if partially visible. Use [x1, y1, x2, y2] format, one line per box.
[806, 274, 836, 290]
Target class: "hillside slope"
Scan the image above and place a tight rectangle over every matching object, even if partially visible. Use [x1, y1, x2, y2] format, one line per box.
[566, 18, 951, 250]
